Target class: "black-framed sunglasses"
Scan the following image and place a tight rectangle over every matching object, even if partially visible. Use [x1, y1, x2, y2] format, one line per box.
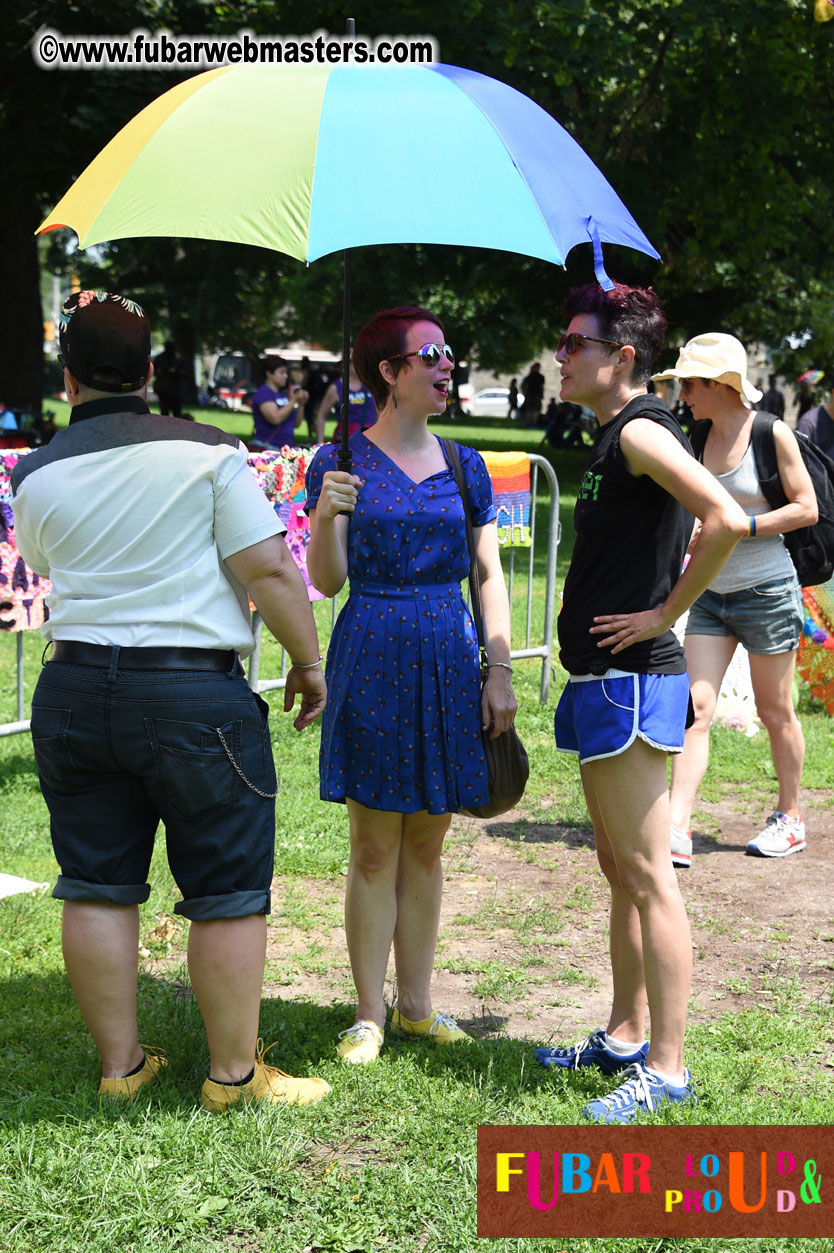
[678, 376, 706, 395]
[555, 333, 623, 357]
[387, 342, 455, 368]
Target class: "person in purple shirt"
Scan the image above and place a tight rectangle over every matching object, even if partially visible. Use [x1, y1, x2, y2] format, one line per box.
[250, 356, 309, 450]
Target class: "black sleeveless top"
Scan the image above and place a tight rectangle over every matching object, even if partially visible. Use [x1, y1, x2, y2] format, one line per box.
[558, 394, 693, 676]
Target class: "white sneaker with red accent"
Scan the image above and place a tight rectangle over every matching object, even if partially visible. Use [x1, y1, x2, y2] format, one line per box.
[670, 827, 692, 868]
[746, 812, 806, 858]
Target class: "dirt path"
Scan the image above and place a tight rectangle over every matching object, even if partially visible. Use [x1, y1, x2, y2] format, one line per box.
[262, 788, 834, 1044]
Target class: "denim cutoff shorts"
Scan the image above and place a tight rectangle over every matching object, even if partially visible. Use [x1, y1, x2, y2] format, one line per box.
[554, 668, 691, 764]
[685, 576, 804, 654]
[30, 656, 277, 921]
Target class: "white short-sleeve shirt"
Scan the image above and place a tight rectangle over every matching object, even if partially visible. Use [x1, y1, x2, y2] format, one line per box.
[11, 399, 284, 656]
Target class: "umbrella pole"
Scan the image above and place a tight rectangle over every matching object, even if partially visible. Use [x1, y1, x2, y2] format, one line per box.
[337, 244, 352, 474]
[337, 16, 356, 477]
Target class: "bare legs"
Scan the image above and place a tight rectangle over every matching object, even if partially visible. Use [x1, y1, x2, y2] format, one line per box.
[187, 915, 267, 1082]
[581, 737, 692, 1079]
[669, 633, 738, 832]
[670, 634, 805, 830]
[62, 902, 144, 1077]
[344, 799, 451, 1030]
[62, 901, 268, 1083]
[748, 649, 804, 819]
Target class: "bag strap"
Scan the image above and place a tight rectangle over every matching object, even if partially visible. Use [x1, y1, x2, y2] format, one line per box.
[750, 410, 790, 509]
[442, 438, 485, 654]
[688, 418, 711, 462]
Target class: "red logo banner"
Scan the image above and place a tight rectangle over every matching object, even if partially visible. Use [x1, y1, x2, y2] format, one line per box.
[477, 1125, 832, 1238]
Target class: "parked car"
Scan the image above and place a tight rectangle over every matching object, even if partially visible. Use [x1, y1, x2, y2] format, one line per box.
[464, 387, 511, 418]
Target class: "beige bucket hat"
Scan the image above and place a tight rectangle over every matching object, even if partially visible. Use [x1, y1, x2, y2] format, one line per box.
[652, 332, 763, 407]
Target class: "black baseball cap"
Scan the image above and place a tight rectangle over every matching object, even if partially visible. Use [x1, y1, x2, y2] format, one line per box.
[58, 291, 151, 393]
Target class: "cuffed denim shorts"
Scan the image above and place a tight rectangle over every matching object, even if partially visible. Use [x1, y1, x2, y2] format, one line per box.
[685, 576, 804, 654]
[554, 668, 691, 764]
[30, 656, 277, 921]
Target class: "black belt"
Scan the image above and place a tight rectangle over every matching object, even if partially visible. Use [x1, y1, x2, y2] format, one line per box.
[50, 641, 237, 671]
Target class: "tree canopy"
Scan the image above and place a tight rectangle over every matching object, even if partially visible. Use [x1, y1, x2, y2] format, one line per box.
[2, 0, 832, 408]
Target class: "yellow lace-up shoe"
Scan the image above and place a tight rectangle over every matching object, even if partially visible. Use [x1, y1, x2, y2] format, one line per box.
[200, 1040, 331, 1112]
[98, 1045, 168, 1102]
[336, 1019, 384, 1064]
[390, 1008, 471, 1045]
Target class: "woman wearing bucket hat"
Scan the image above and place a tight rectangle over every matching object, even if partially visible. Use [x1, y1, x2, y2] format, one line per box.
[653, 333, 818, 862]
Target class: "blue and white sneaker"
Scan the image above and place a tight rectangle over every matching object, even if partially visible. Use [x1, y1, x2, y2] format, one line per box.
[582, 1062, 696, 1124]
[534, 1029, 649, 1074]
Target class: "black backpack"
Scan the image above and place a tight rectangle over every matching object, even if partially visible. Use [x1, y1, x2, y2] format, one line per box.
[690, 411, 834, 587]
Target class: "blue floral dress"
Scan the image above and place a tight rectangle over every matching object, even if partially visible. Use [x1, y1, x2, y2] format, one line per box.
[305, 433, 496, 814]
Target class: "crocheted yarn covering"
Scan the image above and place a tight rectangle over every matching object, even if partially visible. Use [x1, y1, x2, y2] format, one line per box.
[799, 580, 834, 715]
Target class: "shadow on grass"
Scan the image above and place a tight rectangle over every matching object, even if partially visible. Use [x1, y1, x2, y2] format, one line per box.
[691, 833, 749, 855]
[0, 967, 554, 1125]
[487, 822, 753, 857]
[0, 967, 355, 1123]
[482, 818, 595, 850]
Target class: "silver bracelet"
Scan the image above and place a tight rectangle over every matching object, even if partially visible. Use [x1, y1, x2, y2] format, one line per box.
[290, 655, 323, 670]
[488, 662, 513, 672]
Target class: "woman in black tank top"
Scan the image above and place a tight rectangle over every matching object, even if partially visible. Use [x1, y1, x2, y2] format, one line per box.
[537, 285, 746, 1123]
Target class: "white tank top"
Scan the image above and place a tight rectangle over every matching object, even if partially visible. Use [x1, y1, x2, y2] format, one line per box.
[709, 442, 796, 593]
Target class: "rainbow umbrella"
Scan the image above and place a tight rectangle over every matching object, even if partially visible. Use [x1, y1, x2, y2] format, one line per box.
[797, 369, 825, 385]
[38, 62, 660, 464]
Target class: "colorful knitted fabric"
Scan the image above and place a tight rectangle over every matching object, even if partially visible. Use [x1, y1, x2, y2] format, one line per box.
[799, 581, 834, 714]
[481, 450, 531, 547]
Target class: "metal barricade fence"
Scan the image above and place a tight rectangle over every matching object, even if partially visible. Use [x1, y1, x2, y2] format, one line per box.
[0, 453, 559, 735]
[248, 452, 560, 704]
[0, 634, 30, 737]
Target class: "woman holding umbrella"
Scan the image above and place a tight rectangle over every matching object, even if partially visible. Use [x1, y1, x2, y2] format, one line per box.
[305, 306, 516, 1064]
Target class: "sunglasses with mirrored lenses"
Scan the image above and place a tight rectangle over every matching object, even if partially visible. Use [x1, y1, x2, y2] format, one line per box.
[388, 342, 455, 368]
[555, 333, 623, 357]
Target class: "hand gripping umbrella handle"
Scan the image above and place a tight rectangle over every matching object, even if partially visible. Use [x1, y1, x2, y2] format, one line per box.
[337, 240, 353, 503]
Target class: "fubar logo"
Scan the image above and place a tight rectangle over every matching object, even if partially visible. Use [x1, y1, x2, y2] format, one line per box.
[477, 1125, 831, 1238]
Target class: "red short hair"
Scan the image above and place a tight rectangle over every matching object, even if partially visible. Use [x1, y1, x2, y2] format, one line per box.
[353, 306, 444, 409]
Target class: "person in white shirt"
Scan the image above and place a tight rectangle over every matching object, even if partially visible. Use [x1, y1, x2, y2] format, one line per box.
[11, 291, 330, 1111]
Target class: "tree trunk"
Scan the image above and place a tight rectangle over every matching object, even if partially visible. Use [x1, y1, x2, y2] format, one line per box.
[0, 193, 43, 414]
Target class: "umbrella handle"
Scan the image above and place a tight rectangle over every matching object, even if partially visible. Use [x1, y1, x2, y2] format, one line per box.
[337, 227, 353, 510]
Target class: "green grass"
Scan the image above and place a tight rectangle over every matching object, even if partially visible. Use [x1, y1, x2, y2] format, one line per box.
[3, 648, 830, 1252]
[3, 414, 833, 1250]
[1, 880, 832, 1253]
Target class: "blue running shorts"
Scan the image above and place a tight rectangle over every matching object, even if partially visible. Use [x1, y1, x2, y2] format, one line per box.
[554, 669, 691, 764]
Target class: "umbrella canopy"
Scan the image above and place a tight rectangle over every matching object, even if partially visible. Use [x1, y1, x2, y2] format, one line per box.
[797, 369, 825, 385]
[38, 62, 659, 272]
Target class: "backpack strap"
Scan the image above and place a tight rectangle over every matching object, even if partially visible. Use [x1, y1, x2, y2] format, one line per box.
[750, 410, 789, 510]
[688, 419, 712, 461]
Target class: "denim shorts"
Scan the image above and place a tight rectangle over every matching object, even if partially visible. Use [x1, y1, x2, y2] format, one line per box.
[685, 576, 804, 654]
[30, 656, 277, 921]
[554, 668, 691, 764]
